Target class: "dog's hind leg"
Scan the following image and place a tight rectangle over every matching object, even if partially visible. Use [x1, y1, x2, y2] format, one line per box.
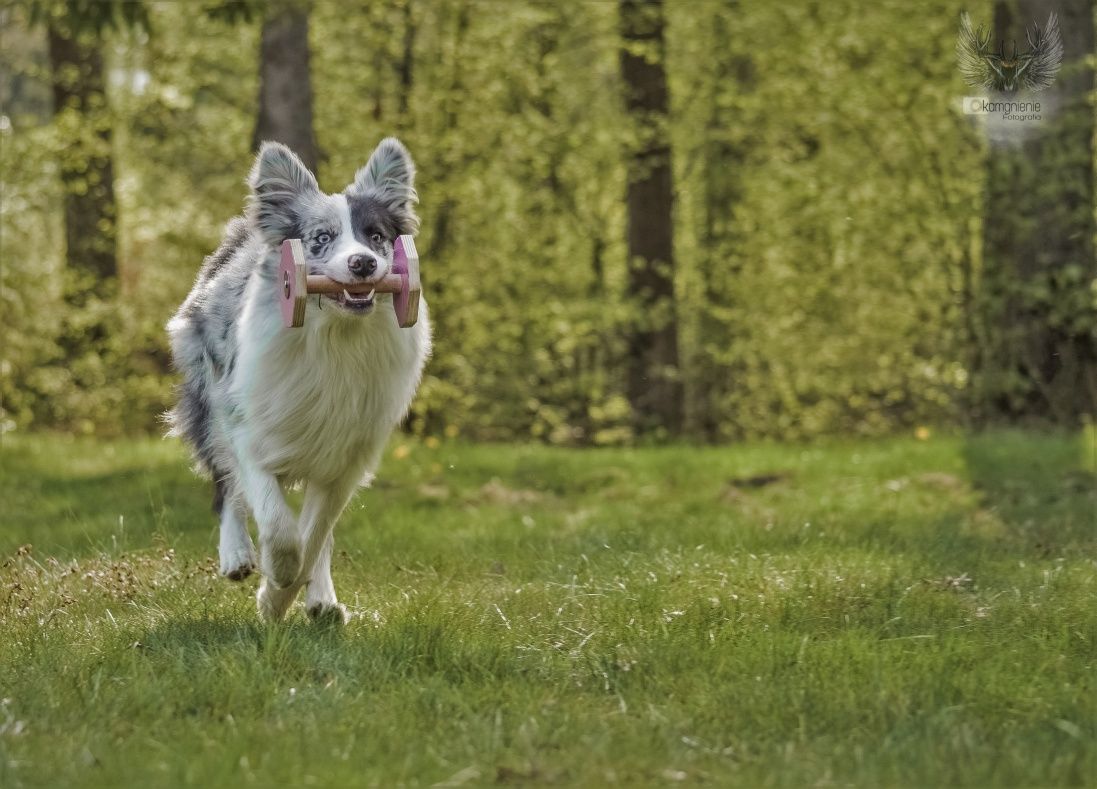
[256, 574, 301, 622]
[216, 476, 257, 581]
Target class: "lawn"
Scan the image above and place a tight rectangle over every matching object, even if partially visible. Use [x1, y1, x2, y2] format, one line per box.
[0, 431, 1095, 787]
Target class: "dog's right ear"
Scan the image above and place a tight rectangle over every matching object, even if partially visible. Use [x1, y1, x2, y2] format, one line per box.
[247, 142, 320, 245]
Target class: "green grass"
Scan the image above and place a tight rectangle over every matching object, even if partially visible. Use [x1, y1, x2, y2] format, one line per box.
[1, 431, 1095, 787]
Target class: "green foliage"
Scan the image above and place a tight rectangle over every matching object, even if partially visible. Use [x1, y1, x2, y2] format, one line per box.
[671, 1, 987, 439]
[1, 431, 1096, 784]
[1, 1, 256, 434]
[1, 0, 1093, 441]
[24, 0, 149, 37]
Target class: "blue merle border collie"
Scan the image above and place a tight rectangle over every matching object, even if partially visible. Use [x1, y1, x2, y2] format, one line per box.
[167, 139, 430, 623]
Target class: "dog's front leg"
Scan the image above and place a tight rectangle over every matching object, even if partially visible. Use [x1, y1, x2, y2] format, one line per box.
[299, 472, 361, 624]
[235, 455, 301, 597]
[254, 471, 358, 623]
[304, 533, 343, 623]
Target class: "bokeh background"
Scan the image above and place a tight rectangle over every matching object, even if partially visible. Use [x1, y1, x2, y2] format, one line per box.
[1, 0, 1094, 444]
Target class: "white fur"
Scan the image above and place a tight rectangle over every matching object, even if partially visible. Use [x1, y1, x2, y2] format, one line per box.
[231, 255, 430, 620]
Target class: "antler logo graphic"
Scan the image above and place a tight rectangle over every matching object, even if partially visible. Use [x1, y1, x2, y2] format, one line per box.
[957, 11, 1063, 93]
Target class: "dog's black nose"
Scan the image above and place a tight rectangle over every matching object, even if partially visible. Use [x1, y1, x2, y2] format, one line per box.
[347, 254, 376, 278]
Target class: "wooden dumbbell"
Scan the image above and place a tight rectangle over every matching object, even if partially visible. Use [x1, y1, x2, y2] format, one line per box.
[278, 235, 421, 328]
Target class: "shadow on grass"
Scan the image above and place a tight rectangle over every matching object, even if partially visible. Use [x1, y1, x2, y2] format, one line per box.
[141, 615, 340, 646]
[962, 429, 1097, 557]
[136, 615, 351, 670]
[0, 441, 211, 556]
[133, 610, 524, 689]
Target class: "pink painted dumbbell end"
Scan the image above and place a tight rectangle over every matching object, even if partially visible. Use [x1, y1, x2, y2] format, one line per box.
[278, 236, 421, 328]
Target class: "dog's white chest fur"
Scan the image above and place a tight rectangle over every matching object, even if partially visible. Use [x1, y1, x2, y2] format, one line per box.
[233, 291, 431, 484]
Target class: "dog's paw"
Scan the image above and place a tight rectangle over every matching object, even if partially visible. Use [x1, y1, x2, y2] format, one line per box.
[261, 536, 302, 589]
[256, 579, 299, 622]
[306, 601, 350, 625]
[219, 546, 258, 581]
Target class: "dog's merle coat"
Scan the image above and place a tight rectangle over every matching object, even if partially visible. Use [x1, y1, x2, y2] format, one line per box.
[167, 139, 430, 622]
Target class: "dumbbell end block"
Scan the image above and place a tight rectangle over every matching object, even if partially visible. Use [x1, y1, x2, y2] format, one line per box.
[392, 235, 421, 329]
[279, 239, 308, 328]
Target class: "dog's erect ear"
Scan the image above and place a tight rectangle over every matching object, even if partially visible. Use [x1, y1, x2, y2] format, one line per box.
[353, 138, 415, 193]
[349, 137, 419, 236]
[247, 142, 320, 244]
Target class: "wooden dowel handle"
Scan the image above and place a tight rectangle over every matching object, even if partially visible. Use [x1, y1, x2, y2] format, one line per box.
[304, 273, 404, 295]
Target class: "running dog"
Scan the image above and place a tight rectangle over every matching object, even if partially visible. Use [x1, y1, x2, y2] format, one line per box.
[166, 138, 430, 622]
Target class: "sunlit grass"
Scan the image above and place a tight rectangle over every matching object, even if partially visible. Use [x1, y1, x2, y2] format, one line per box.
[1, 431, 1095, 786]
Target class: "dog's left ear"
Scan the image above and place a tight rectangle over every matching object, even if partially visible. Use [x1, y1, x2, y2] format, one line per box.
[349, 137, 419, 236]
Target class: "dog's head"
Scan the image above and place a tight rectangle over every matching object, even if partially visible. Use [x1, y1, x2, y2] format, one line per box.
[247, 138, 418, 318]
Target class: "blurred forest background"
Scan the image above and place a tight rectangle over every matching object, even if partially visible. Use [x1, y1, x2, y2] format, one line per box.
[0, 0, 1094, 444]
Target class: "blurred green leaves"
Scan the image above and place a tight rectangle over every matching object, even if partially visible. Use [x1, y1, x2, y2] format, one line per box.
[1, 0, 1093, 442]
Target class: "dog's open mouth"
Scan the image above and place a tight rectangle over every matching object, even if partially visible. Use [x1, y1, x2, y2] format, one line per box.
[324, 287, 375, 314]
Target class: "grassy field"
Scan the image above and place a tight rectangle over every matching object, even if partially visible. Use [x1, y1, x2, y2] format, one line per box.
[1, 430, 1095, 787]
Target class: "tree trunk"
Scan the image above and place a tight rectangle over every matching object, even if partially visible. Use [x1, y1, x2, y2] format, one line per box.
[688, 3, 753, 439]
[427, 3, 470, 270]
[46, 22, 117, 292]
[398, 0, 415, 118]
[619, 0, 682, 435]
[975, 0, 1097, 424]
[254, 4, 319, 173]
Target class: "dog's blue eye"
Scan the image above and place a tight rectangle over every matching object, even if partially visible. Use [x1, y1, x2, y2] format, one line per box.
[370, 233, 383, 245]
[316, 233, 332, 245]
